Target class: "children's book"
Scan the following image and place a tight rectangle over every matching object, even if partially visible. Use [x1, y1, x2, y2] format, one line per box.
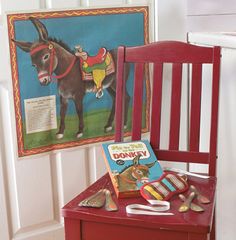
[102, 140, 163, 198]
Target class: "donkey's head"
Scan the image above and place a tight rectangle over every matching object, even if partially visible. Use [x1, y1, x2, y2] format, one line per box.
[130, 155, 156, 184]
[12, 17, 58, 86]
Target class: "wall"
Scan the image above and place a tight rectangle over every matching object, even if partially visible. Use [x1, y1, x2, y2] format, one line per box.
[187, 1, 236, 239]
[157, 0, 187, 41]
[187, 0, 236, 32]
[5, 1, 236, 240]
[0, 1, 155, 240]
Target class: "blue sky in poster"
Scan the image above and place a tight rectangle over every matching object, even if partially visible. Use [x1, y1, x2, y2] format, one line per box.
[14, 12, 145, 117]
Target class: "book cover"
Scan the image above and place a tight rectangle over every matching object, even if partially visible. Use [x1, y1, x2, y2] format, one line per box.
[102, 140, 163, 198]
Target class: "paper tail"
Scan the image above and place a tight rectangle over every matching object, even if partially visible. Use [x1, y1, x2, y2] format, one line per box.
[104, 189, 118, 212]
[79, 189, 106, 208]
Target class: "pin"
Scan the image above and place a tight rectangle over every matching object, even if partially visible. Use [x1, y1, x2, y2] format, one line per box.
[190, 185, 210, 204]
[104, 189, 118, 212]
[179, 194, 204, 212]
[178, 191, 196, 212]
[79, 189, 106, 208]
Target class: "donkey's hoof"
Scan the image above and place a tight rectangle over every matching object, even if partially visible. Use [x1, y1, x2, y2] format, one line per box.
[105, 126, 113, 132]
[96, 90, 104, 99]
[76, 132, 83, 138]
[56, 133, 64, 139]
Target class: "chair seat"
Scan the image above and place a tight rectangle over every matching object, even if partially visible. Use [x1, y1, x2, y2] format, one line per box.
[62, 173, 216, 240]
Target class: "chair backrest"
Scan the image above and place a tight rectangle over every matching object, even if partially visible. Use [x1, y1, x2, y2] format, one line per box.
[115, 41, 221, 177]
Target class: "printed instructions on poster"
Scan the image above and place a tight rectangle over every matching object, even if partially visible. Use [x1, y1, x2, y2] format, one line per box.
[24, 95, 57, 134]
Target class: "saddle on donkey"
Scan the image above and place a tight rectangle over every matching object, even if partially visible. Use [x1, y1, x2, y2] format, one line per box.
[75, 45, 115, 98]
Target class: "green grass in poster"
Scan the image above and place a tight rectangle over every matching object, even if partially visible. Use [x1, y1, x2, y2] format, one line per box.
[23, 105, 147, 150]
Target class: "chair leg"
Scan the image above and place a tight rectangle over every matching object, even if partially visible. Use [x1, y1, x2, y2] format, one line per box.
[64, 218, 81, 240]
[210, 212, 216, 240]
[188, 233, 207, 240]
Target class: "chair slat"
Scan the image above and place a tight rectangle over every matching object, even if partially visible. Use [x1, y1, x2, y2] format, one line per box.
[115, 47, 125, 142]
[116, 42, 221, 177]
[154, 149, 209, 164]
[125, 41, 214, 63]
[209, 46, 221, 176]
[169, 63, 183, 150]
[150, 63, 163, 149]
[189, 64, 202, 152]
[132, 63, 144, 140]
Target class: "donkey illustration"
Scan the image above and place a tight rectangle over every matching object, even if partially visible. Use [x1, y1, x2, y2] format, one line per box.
[12, 17, 130, 139]
[115, 155, 156, 192]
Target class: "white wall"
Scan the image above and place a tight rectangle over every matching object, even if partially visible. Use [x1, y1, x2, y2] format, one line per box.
[6, 1, 233, 240]
[187, 0, 236, 32]
[187, 1, 236, 239]
[0, 1, 161, 240]
[157, 0, 187, 41]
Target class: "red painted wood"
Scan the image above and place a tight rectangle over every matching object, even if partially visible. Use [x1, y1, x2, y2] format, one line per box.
[64, 218, 81, 240]
[115, 46, 125, 142]
[62, 174, 217, 239]
[132, 63, 144, 140]
[62, 41, 221, 240]
[150, 63, 163, 149]
[209, 47, 221, 177]
[125, 41, 214, 63]
[210, 210, 216, 240]
[118, 41, 220, 177]
[155, 149, 209, 164]
[82, 221, 187, 240]
[189, 64, 202, 152]
[188, 233, 208, 240]
[169, 63, 182, 150]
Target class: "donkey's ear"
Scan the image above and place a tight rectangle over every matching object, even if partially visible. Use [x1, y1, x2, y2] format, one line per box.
[12, 39, 33, 52]
[133, 155, 141, 165]
[29, 17, 48, 42]
[145, 161, 156, 169]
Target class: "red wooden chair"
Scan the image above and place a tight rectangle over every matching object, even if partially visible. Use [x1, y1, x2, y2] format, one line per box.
[62, 41, 221, 240]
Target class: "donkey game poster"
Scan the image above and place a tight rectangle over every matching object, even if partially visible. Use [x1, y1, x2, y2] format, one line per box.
[7, 7, 150, 157]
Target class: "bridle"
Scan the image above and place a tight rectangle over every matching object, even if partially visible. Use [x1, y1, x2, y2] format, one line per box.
[30, 42, 77, 81]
